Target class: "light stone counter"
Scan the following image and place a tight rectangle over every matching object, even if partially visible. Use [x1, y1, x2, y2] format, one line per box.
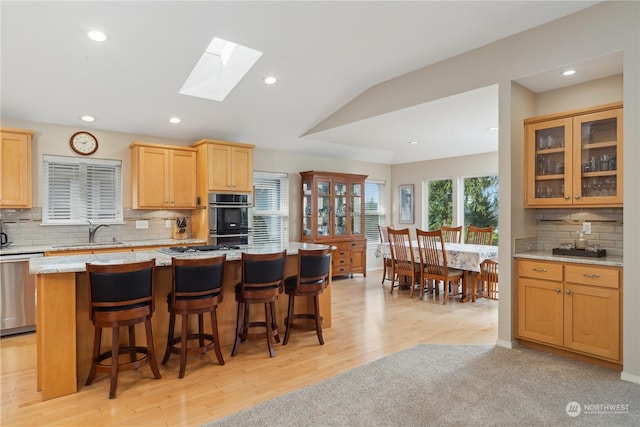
[29, 242, 332, 274]
[1, 238, 206, 256]
[513, 251, 623, 268]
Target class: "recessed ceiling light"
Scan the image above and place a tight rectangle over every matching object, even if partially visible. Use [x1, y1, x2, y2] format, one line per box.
[487, 127, 499, 131]
[169, 117, 181, 124]
[409, 141, 419, 145]
[81, 115, 95, 122]
[562, 69, 577, 76]
[87, 30, 107, 42]
[263, 76, 277, 85]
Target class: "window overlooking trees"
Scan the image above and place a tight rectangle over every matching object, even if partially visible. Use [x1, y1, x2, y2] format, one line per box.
[463, 176, 499, 244]
[426, 179, 453, 230]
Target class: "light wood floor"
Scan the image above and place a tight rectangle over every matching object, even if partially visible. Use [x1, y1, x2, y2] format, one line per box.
[1, 272, 498, 426]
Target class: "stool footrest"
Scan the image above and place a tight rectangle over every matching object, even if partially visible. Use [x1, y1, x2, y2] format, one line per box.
[167, 333, 218, 356]
[92, 346, 152, 374]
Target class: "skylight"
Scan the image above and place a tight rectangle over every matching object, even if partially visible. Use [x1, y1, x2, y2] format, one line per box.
[179, 37, 262, 102]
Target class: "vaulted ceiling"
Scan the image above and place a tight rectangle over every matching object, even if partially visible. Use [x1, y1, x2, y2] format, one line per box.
[1, 1, 616, 164]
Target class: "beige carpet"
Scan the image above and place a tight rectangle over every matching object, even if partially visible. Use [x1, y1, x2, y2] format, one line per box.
[203, 344, 640, 426]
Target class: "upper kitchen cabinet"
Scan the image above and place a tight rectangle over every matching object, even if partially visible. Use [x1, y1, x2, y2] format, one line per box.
[0, 127, 33, 208]
[130, 142, 197, 209]
[524, 102, 623, 208]
[191, 139, 255, 193]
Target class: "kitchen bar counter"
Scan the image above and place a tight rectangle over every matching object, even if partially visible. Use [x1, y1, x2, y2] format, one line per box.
[0, 238, 206, 256]
[513, 250, 623, 267]
[29, 242, 332, 401]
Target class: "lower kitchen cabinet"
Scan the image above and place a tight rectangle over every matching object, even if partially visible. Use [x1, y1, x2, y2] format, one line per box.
[516, 258, 621, 365]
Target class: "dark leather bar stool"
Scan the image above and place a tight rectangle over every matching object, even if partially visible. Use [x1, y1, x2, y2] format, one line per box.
[231, 251, 286, 358]
[162, 255, 226, 378]
[85, 260, 161, 399]
[283, 248, 331, 345]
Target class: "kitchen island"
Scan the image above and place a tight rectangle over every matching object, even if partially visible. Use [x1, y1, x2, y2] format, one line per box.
[29, 242, 332, 401]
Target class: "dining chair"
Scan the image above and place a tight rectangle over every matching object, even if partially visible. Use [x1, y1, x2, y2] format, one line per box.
[415, 229, 465, 303]
[465, 226, 494, 245]
[386, 227, 420, 297]
[440, 225, 463, 243]
[477, 258, 499, 300]
[378, 224, 394, 285]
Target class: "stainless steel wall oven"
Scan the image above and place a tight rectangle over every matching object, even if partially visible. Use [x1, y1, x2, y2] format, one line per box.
[208, 193, 252, 246]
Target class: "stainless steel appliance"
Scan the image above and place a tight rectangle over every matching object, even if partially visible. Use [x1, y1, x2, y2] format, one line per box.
[208, 193, 252, 246]
[1, 252, 43, 336]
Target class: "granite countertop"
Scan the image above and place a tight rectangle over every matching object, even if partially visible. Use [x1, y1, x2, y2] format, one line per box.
[0, 238, 207, 256]
[513, 251, 623, 268]
[29, 242, 332, 275]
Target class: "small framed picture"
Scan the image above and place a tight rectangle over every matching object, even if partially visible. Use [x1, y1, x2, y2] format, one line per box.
[399, 184, 414, 224]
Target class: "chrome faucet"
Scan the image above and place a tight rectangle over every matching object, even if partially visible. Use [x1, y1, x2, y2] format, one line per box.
[88, 221, 109, 243]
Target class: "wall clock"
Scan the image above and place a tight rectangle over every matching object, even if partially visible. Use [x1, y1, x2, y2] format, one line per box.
[70, 131, 98, 155]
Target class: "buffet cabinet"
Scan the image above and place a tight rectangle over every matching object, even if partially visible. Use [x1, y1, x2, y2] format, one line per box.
[516, 258, 622, 365]
[0, 127, 33, 208]
[130, 142, 197, 209]
[524, 102, 622, 208]
[300, 171, 367, 277]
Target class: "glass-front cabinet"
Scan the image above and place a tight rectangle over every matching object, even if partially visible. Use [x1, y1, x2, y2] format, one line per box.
[525, 103, 622, 208]
[300, 171, 368, 277]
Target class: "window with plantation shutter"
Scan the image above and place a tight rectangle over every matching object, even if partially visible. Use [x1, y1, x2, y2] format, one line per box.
[43, 155, 123, 224]
[251, 172, 288, 246]
[365, 180, 386, 242]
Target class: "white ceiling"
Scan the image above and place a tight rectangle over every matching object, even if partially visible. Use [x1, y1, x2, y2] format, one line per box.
[1, 1, 618, 165]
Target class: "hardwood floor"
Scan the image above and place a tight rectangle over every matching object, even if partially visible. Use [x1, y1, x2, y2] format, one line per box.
[1, 272, 498, 426]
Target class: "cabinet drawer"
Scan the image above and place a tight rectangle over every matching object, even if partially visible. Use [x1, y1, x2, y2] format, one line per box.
[517, 259, 563, 281]
[565, 265, 619, 289]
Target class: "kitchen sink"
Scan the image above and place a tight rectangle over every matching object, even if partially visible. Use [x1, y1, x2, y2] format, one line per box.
[52, 242, 125, 248]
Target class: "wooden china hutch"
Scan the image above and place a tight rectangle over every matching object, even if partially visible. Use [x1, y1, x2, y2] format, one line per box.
[300, 171, 367, 277]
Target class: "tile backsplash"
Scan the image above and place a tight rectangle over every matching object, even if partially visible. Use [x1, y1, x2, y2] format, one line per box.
[534, 208, 623, 257]
[0, 208, 194, 246]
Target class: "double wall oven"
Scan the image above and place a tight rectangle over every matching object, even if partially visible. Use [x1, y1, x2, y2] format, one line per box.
[208, 193, 252, 246]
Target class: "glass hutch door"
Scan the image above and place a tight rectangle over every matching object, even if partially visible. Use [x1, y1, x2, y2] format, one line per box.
[317, 178, 331, 238]
[302, 177, 313, 238]
[350, 181, 363, 235]
[334, 180, 347, 237]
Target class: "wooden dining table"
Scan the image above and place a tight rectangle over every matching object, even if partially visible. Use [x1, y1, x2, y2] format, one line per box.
[375, 241, 498, 302]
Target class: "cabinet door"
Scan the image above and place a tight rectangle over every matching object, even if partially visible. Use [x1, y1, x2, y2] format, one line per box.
[301, 178, 313, 241]
[572, 109, 622, 206]
[316, 178, 331, 239]
[516, 277, 563, 346]
[564, 283, 620, 361]
[350, 181, 363, 236]
[0, 131, 31, 208]
[525, 118, 573, 207]
[334, 180, 347, 237]
[207, 144, 231, 191]
[137, 147, 169, 207]
[231, 146, 253, 192]
[170, 149, 197, 208]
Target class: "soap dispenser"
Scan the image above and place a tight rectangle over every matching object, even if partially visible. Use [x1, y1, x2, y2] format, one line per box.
[575, 231, 587, 250]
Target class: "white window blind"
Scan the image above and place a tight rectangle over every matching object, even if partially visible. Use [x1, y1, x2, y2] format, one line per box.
[43, 155, 123, 224]
[252, 172, 289, 246]
[365, 180, 386, 242]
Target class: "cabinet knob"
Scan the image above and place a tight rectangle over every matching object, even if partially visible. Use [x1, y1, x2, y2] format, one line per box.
[564, 196, 570, 200]
[565, 289, 572, 295]
[555, 288, 561, 293]
[575, 195, 581, 199]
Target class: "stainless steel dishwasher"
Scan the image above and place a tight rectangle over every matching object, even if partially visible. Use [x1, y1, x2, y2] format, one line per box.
[1, 252, 43, 336]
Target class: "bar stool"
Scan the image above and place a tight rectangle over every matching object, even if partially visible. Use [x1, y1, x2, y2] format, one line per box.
[85, 260, 161, 399]
[162, 255, 226, 378]
[283, 248, 331, 345]
[231, 251, 286, 358]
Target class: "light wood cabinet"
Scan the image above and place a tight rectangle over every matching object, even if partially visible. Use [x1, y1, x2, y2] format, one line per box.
[300, 171, 368, 277]
[0, 127, 33, 208]
[516, 258, 621, 364]
[524, 102, 622, 208]
[191, 139, 254, 193]
[130, 142, 197, 209]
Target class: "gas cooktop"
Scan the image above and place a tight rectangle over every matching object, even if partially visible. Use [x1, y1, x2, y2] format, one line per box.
[167, 244, 241, 253]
